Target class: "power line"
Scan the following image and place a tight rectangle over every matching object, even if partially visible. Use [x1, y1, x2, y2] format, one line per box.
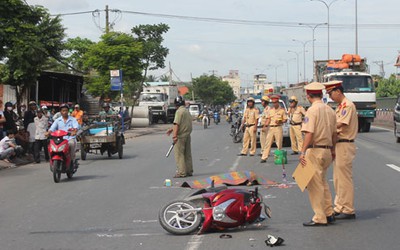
[50, 9, 400, 30]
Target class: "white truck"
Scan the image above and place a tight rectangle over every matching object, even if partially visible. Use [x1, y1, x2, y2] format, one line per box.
[139, 82, 178, 124]
[315, 55, 376, 132]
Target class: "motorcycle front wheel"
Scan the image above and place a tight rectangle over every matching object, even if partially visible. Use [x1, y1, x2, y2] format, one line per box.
[233, 131, 243, 143]
[159, 200, 202, 235]
[53, 160, 62, 183]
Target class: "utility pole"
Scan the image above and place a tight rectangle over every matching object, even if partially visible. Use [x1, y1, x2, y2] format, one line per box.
[209, 70, 218, 76]
[169, 62, 173, 85]
[190, 73, 195, 101]
[373, 61, 385, 78]
[355, 0, 358, 55]
[105, 5, 110, 33]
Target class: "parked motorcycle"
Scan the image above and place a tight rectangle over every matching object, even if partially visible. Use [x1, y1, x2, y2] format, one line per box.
[159, 182, 271, 235]
[213, 111, 220, 125]
[231, 115, 243, 143]
[48, 130, 78, 183]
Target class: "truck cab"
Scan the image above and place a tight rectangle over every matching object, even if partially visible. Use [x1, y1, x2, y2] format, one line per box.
[324, 71, 376, 132]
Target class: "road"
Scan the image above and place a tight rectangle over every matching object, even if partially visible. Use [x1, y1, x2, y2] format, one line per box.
[0, 122, 399, 250]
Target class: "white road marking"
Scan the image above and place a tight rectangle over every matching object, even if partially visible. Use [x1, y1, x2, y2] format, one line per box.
[207, 158, 221, 167]
[372, 125, 392, 132]
[229, 156, 241, 172]
[185, 235, 204, 250]
[97, 233, 162, 238]
[132, 220, 158, 224]
[386, 164, 400, 172]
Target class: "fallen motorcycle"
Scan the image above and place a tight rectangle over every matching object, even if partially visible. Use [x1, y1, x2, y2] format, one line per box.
[159, 182, 271, 235]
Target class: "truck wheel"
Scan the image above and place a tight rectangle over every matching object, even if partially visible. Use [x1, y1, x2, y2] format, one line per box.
[81, 144, 87, 161]
[163, 117, 168, 124]
[364, 122, 371, 132]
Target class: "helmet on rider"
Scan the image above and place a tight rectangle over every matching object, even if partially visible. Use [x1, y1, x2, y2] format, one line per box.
[59, 103, 69, 110]
[174, 96, 185, 106]
[289, 96, 298, 103]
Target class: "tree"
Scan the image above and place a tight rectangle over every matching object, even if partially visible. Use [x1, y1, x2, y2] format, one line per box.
[0, 1, 65, 112]
[145, 74, 157, 82]
[376, 74, 400, 97]
[131, 23, 169, 91]
[63, 37, 95, 73]
[83, 32, 142, 100]
[192, 75, 236, 106]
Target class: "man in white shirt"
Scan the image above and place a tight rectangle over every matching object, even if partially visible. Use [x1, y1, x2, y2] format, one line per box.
[33, 109, 49, 163]
[0, 130, 18, 162]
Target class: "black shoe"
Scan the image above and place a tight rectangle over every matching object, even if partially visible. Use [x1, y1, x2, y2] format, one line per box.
[237, 153, 246, 156]
[334, 213, 356, 220]
[303, 220, 327, 227]
[327, 215, 336, 224]
[249, 154, 255, 157]
[260, 159, 267, 163]
[258, 153, 262, 156]
[291, 152, 299, 155]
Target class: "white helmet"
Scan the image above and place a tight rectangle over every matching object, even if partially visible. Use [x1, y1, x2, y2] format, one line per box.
[41, 105, 48, 110]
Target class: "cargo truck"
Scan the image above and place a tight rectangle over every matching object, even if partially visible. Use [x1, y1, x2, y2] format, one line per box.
[315, 54, 376, 132]
[139, 82, 178, 124]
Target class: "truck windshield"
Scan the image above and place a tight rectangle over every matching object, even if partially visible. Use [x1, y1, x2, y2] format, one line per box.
[140, 94, 164, 102]
[328, 76, 374, 93]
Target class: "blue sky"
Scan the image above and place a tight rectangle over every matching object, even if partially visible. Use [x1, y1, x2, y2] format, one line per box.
[27, 0, 400, 86]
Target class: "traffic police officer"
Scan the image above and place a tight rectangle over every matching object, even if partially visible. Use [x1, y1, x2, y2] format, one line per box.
[167, 96, 193, 178]
[300, 82, 337, 226]
[324, 80, 358, 220]
[260, 95, 287, 163]
[238, 97, 259, 156]
[259, 96, 271, 156]
[288, 96, 306, 155]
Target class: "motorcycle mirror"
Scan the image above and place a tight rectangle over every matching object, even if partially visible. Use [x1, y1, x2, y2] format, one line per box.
[211, 179, 215, 188]
[255, 187, 258, 197]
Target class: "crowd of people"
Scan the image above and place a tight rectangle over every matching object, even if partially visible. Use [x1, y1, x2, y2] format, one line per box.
[0, 101, 88, 164]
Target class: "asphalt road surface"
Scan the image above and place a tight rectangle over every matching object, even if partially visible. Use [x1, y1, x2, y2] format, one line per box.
[1, 121, 399, 250]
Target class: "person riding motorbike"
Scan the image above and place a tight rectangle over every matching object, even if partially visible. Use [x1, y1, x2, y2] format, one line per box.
[99, 103, 117, 122]
[46, 103, 80, 166]
[201, 106, 210, 126]
[226, 105, 233, 123]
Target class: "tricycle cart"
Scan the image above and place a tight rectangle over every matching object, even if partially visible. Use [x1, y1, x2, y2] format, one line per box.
[79, 120, 124, 160]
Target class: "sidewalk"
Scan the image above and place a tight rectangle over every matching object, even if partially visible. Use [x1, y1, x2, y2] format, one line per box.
[0, 155, 35, 170]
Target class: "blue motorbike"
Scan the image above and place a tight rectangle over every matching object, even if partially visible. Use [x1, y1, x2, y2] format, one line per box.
[213, 111, 220, 125]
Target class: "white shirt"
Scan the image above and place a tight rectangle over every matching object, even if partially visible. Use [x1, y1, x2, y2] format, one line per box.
[34, 116, 48, 140]
[0, 136, 12, 153]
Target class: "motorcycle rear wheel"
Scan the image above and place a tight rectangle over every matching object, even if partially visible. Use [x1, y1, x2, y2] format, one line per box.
[159, 200, 202, 235]
[53, 160, 62, 183]
[233, 132, 243, 143]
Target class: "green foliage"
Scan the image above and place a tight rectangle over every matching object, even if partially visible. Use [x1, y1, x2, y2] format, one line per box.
[64, 37, 95, 73]
[83, 32, 142, 99]
[192, 75, 236, 106]
[0, 1, 65, 105]
[376, 74, 400, 97]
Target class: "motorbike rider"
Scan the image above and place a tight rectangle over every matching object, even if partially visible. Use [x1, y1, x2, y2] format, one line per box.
[46, 103, 80, 167]
[226, 105, 233, 122]
[201, 106, 210, 126]
[99, 103, 117, 122]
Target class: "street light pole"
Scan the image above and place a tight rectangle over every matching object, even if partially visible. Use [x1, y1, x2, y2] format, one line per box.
[293, 39, 313, 83]
[288, 50, 300, 84]
[311, 0, 340, 59]
[280, 58, 296, 86]
[299, 23, 327, 80]
[355, 0, 358, 54]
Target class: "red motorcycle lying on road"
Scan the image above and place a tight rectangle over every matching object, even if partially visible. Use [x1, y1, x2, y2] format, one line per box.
[159, 182, 271, 235]
[48, 130, 78, 183]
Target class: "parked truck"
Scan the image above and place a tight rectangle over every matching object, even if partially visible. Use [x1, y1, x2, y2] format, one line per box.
[138, 82, 178, 124]
[280, 83, 309, 108]
[315, 54, 376, 132]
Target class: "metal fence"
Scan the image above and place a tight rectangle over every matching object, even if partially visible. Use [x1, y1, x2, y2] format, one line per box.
[376, 97, 398, 111]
